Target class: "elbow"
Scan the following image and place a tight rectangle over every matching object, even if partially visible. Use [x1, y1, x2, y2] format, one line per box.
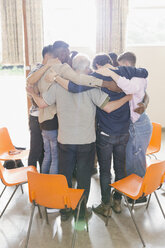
[39, 104, 46, 109]
[40, 102, 48, 108]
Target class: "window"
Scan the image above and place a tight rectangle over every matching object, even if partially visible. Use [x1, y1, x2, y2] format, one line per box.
[42, 0, 96, 50]
[126, 0, 165, 46]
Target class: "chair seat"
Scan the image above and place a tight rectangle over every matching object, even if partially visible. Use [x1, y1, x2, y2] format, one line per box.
[111, 174, 143, 200]
[0, 149, 29, 161]
[67, 188, 84, 210]
[2, 166, 37, 186]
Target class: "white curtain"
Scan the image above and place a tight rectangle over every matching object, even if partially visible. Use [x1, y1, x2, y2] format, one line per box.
[25, 0, 43, 65]
[96, 0, 129, 55]
[0, 0, 23, 64]
[0, 0, 43, 65]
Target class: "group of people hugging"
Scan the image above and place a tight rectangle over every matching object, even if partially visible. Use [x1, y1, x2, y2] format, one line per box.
[26, 40, 152, 221]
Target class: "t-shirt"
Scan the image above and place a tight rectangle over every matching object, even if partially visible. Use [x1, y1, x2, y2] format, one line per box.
[43, 83, 109, 144]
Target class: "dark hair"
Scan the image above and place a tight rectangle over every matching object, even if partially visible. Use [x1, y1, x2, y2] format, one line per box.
[118, 52, 136, 67]
[53, 40, 69, 50]
[92, 54, 113, 70]
[109, 52, 119, 67]
[42, 45, 53, 58]
[52, 40, 69, 63]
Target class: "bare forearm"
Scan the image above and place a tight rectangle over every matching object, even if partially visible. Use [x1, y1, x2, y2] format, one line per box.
[107, 70, 120, 82]
[103, 95, 131, 113]
[27, 64, 50, 85]
[102, 81, 122, 92]
[55, 75, 69, 90]
[31, 93, 48, 108]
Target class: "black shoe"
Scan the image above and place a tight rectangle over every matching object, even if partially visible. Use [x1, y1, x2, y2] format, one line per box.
[125, 196, 147, 206]
[135, 196, 147, 205]
[60, 208, 73, 221]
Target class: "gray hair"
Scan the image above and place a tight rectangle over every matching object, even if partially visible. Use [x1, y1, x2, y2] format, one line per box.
[72, 53, 90, 72]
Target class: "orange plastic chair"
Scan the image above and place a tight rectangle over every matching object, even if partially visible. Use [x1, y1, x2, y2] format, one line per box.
[0, 162, 37, 218]
[107, 160, 165, 247]
[25, 172, 87, 248]
[0, 127, 29, 165]
[146, 122, 162, 159]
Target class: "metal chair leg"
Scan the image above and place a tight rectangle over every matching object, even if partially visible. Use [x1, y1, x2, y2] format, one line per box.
[124, 195, 146, 247]
[20, 185, 24, 194]
[72, 196, 84, 248]
[131, 200, 135, 211]
[45, 208, 49, 224]
[0, 185, 7, 197]
[105, 205, 111, 226]
[154, 191, 165, 218]
[146, 194, 151, 209]
[37, 205, 42, 218]
[84, 195, 89, 232]
[24, 201, 35, 248]
[151, 154, 158, 160]
[0, 185, 19, 218]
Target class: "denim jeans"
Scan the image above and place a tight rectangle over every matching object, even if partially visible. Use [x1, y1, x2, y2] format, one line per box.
[96, 129, 129, 203]
[126, 113, 152, 178]
[41, 129, 58, 174]
[58, 142, 95, 202]
[28, 115, 44, 169]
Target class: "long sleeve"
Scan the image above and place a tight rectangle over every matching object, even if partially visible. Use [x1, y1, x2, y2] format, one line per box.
[59, 63, 103, 87]
[68, 81, 94, 93]
[116, 77, 147, 94]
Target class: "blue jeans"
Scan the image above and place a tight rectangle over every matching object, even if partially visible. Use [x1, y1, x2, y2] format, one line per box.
[126, 113, 152, 178]
[58, 142, 95, 202]
[96, 129, 129, 203]
[41, 129, 58, 174]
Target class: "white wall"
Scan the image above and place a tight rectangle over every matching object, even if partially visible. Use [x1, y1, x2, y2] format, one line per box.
[71, 45, 165, 127]
[125, 45, 165, 127]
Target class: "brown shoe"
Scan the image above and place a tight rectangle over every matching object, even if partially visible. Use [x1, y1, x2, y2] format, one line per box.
[112, 199, 122, 214]
[92, 202, 112, 217]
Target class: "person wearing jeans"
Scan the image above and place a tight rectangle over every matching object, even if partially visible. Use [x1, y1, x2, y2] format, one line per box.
[27, 45, 58, 171]
[27, 53, 131, 220]
[64, 53, 148, 216]
[58, 142, 95, 198]
[126, 113, 152, 178]
[96, 129, 129, 205]
[41, 129, 58, 174]
[97, 51, 152, 205]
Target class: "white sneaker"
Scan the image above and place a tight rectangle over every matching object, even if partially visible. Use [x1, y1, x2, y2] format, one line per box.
[46, 208, 60, 214]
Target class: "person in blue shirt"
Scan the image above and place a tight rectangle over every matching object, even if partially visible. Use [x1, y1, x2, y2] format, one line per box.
[60, 53, 148, 217]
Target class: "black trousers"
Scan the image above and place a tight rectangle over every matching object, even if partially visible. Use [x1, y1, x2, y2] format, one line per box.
[58, 142, 95, 202]
[28, 115, 44, 169]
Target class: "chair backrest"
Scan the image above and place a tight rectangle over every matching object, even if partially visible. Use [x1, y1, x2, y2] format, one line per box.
[0, 161, 5, 179]
[0, 127, 15, 155]
[140, 160, 165, 196]
[146, 122, 162, 155]
[27, 172, 71, 209]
